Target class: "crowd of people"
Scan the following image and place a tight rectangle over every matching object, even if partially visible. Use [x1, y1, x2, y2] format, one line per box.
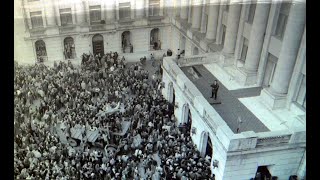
[14, 51, 214, 179]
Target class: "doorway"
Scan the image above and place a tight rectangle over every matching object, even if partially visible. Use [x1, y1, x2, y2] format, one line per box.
[122, 31, 132, 53]
[205, 135, 213, 158]
[255, 166, 272, 180]
[263, 54, 278, 87]
[92, 34, 104, 56]
[150, 28, 160, 50]
[35, 40, 47, 62]
[221, 25, 226, 46]
[64, 37, 76, 59]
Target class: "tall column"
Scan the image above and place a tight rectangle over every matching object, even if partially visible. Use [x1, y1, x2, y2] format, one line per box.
[191, 0, 202, 30]
[269, 2, 306, 95]
[187, 0, 192, 24]
[75, 0, 86, 24]
[200, 2, 206, 33]
[53, 0, 61, 26]
[222, 2, 241, 54]
[83, 0, 89, 23]
[243, 4, 270, 72]
[205, 0, 220, 40]
[175, 0, 181, 17]
[135, 0, 144, 18]
[45, 0, 56, 26]
[180, 0, 189, 19]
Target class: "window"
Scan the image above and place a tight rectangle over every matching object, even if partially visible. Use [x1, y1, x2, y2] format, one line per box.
[60, 8, 73, 26]
[274, 3, 291, 40]
[30, 11, 43, 28]
[296, 74, 306, 109]
[89, 5, 101, 25]
[240, 38, 249, 62]
[119, 2, 131, 20]
[247, 3, 256, 24]
[149, 0, 160, 16]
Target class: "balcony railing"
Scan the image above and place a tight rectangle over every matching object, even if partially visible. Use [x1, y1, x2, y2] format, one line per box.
[89, 24, 106, 32]
[178, 54, 207, 67]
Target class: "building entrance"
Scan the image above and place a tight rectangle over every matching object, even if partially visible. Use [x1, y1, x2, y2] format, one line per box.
[205, 136, 213, 158]
[92, 34, 104, 56]
[255, 166, 272, 180]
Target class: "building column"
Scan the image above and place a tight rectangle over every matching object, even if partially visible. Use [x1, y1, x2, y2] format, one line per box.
[45, 0, 56, 26]
[222, 2, 241, 54]
[237, 4, 270, 85]
[191, 0, 202, 30]
[83, 0, 89, 23]
[180, 0, 189, 19]
[261, 2, 306, 109]
[135, 0, 144, 18]
[53, 0, 61, 26]
[75, 0, 86, 24]
[205, 1, 220, 40]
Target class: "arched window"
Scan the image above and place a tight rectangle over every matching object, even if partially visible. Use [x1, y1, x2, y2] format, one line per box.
[35, 40, 47, 62]
[122, 31, 132, 53]
[92, 34, 104, 56]
[64, 37, 76, 59]
[150, 28, 160, 50]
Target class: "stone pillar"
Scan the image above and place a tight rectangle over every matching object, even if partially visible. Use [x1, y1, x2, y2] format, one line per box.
[180, 0, 189, 19]
[75, 0, 86, 24]
[269, 2, 305, 95]
[205, 1, 220, 40]
[261, 2, 306, 109]
[53, 0, 61, 26]
[187, 0, 192, 24]
[45, 0, 56, 26]
[191, 0, 202, 30]
[243, 4, 270, 72]
[83, 0, 89, 23]
[222, 2, 241, 54]
[135, 0, 144, 18]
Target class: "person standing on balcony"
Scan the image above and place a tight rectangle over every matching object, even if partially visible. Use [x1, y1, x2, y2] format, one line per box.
[210, 80, 219, 100]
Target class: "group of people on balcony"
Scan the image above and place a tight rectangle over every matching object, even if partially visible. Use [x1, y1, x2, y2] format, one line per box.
[14, 45, 216, 179]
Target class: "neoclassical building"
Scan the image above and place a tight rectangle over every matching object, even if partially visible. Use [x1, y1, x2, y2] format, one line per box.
[14, 0, 306, 179]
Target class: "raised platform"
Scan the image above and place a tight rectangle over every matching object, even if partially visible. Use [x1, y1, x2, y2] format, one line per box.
[181, 65, 269, 133]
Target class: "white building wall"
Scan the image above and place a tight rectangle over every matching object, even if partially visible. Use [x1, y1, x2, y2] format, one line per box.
[223, 147, 305, 180]
[131, 28, 149, 52]
[45, 37, 64, 61]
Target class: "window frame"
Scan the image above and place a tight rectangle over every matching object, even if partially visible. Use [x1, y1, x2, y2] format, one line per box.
[149, 0, 160, 17]
[89, 5, 102, 25]
[247, 3, 256, 24]
[30, 11, 44, 29]
[119, 2, 131, 20]
[59, 8, 73, 26]
[274, 3, 291, 40]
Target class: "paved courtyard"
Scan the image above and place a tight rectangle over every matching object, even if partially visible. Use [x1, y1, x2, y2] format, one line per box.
[181, 65, 269, 133]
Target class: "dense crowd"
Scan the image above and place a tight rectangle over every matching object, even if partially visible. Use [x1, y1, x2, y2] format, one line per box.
[14, 51, 213, 179]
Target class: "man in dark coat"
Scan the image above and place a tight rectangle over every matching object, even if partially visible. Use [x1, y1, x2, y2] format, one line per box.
[210, 80, 219, 100]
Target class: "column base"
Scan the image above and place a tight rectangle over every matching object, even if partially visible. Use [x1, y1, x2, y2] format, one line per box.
[200, 39, 209, 52]
[236, 68, 258, 86]
[217, 52, 235, 67]
[260, 88, 287, 110]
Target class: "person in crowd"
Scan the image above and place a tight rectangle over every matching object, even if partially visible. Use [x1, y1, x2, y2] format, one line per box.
[14, 50, 213, 179]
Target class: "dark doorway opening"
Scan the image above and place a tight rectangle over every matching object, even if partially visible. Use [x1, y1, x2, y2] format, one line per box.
[92, 34, 104, 56]
[205, 136, 213, 158]
[255, 166, 272, 180]
[186, 109, 192, 132]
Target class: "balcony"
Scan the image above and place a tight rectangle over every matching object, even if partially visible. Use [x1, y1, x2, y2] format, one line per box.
[118, 18, 135, 25]
[147, 15, 164, 25]
[89, 24, 106, 32]
[59, 24, 76, 34]
[29, 27, 46, 37]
